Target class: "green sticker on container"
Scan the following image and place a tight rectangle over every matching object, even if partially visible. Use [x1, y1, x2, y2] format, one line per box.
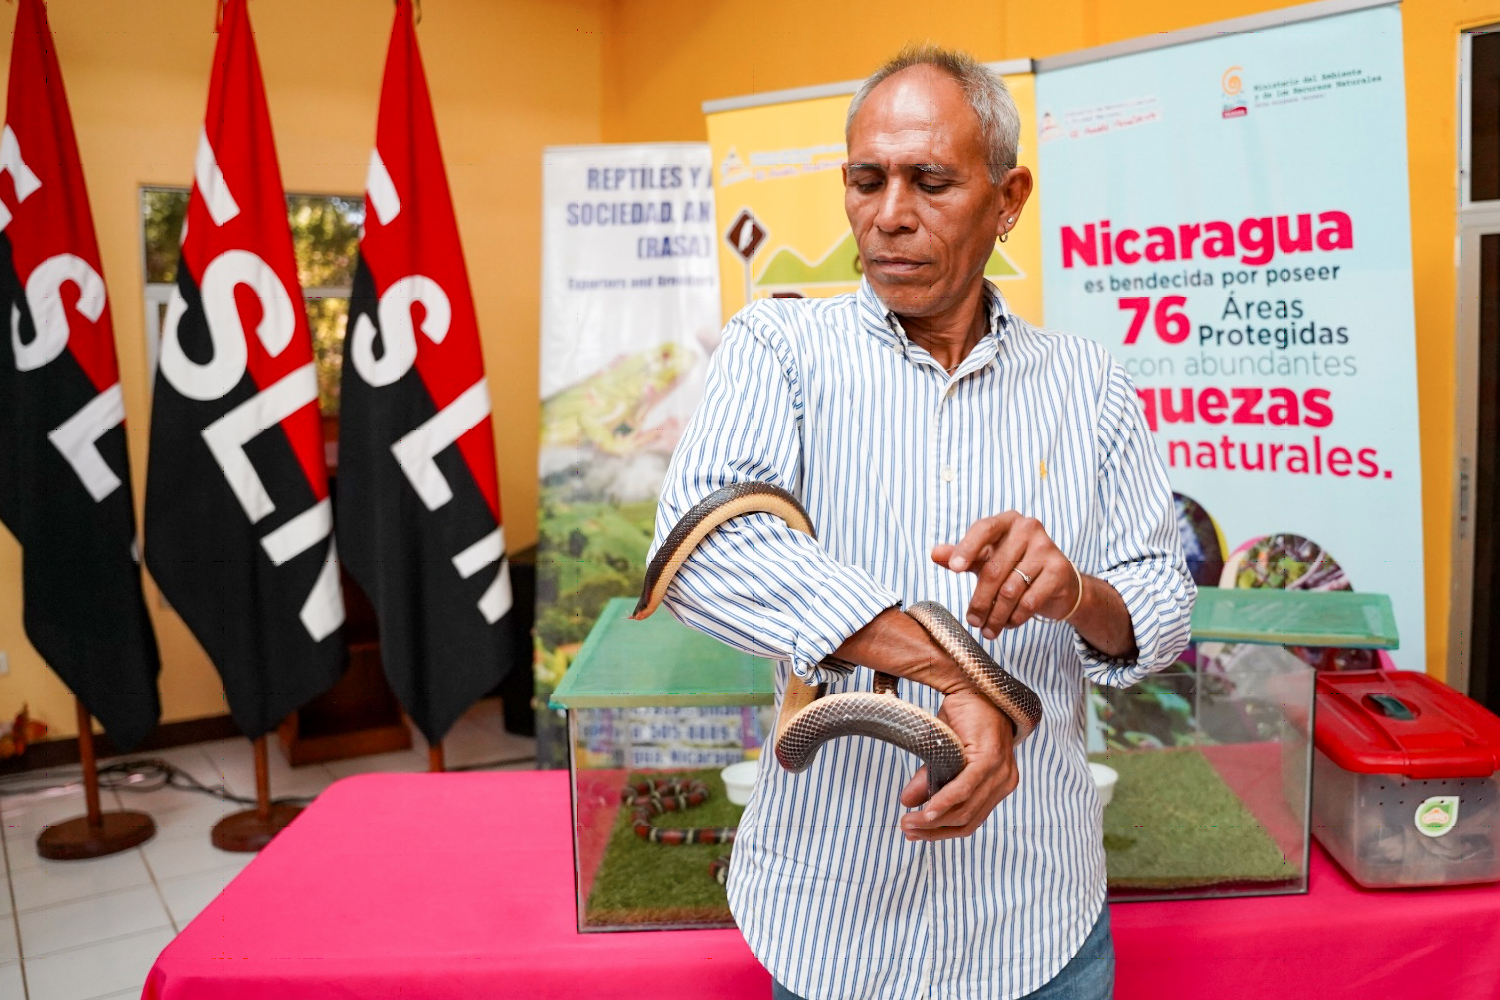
[1415, 795, 1460, 838]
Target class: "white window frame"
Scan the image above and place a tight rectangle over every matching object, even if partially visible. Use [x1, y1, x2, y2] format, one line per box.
[1449, 27, 1500, 693]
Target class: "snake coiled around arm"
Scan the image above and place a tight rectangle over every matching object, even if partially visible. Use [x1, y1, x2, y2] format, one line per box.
[634, 482, 1044, 798]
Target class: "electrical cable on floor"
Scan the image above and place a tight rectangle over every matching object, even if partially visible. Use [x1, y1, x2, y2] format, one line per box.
[447, 756, 537, 773]
[103, 758, 314, 807]
[0, 754, 537, 802]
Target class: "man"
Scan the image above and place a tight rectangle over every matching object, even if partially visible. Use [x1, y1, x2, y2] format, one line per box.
[651, 45, 1194, 1000]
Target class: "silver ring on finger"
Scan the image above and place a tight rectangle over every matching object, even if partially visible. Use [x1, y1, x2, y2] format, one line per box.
[1011, 567, 1033, 586]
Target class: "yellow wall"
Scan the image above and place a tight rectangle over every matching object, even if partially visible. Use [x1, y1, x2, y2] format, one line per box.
[0, 0, 1483, 738]
[599, 0, 1482, 682]
[0, 0, 604, 738]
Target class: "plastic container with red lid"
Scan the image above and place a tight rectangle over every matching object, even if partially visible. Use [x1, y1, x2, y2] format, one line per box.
[1312, 670, 1500, 888]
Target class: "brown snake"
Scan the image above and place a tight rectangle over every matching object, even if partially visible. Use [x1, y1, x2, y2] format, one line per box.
[633, 482, 1044, 798]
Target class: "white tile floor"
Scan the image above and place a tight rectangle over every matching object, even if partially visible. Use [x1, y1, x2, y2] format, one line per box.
[0, 698, 536, 1000]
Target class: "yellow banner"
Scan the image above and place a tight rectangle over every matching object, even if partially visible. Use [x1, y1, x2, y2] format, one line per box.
[706, 73, 1042, 326]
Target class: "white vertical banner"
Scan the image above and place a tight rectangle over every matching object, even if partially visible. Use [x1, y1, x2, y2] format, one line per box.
[1037, 5, 1423, 670]
[535, 143, 721, 765]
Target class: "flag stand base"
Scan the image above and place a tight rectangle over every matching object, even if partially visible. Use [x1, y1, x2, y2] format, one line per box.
[37, 699, 157, 860]
[38, 812, 155, 860]
[211, 804, 301, 852]
[210, 735, 301, 852]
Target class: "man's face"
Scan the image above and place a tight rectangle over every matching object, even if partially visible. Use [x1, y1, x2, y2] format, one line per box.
[844, 66, 1020, 320]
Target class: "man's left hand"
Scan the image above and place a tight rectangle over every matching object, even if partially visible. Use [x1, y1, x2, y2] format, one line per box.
[932, 511, 1078, 639]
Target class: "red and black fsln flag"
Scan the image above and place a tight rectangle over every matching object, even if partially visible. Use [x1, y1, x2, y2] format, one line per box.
[145, 0, 343, 742]
[336, 0, 518, 745]
[0, 0, 160, 750]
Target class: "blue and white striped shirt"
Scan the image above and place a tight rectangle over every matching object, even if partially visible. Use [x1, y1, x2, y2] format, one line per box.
[651, 280, 1195, 1000]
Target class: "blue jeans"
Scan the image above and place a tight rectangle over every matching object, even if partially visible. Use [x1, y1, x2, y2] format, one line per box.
[770, 904, 1114, 1000]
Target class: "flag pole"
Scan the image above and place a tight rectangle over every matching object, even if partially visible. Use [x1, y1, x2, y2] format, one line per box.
[428, 741, 445, 772]
[36, 698, 156, 860]
[211, 736, 302, 852]
[255, 733, 272, 821]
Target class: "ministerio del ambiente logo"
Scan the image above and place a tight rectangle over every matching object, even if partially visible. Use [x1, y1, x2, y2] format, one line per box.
[1222, 65, 1248, 119]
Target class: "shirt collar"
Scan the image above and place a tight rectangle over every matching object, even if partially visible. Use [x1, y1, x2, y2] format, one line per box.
[856, 277, 1013, 362]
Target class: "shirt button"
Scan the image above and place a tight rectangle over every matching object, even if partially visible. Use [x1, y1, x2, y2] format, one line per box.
[945, 384, 957, 399]
[942, 467, 956, 483]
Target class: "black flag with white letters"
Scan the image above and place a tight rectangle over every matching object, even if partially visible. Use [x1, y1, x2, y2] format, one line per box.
[336, 0, 519, 745]
[144, 0, 343, 741]
[0, 0, 160, 751]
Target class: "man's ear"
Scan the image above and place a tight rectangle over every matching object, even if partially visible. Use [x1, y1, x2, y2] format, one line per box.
[998, 166, 1035, 234]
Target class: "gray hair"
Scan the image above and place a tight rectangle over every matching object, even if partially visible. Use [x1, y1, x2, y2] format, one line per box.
[845, 44, 1020, 184]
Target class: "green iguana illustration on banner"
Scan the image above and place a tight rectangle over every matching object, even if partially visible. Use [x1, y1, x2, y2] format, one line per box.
[542, 342, 695, 457]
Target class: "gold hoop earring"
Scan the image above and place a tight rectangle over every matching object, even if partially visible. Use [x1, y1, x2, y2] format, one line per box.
[999, 231, 1009, 243]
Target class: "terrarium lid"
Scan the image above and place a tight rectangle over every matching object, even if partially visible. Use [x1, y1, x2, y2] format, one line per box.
[1315, 670, 1500, 778]
[1190, 588, 1399, 649]
[549, 597, 775, 709]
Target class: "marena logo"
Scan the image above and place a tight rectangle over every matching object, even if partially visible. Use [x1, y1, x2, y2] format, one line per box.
[1222, 65, 1248, 119]
[1222, 66, 1244, 97]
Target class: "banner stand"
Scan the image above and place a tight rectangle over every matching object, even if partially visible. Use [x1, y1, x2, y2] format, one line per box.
[36, 699, 156, 860]
[211, 737, 301, 852]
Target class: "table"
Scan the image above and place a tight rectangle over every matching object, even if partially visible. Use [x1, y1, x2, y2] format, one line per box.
[145, 771, 1500, 1000]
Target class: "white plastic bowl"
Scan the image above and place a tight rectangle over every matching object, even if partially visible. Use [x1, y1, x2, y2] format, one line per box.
[721, 759, 760, 806]
[1089, 762, 1119, 808]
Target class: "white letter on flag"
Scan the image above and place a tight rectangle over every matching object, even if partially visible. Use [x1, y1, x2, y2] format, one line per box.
[11, 253, 105, 372]
[48, 382, 126, 502]
[200, 362, 319, 524]
[260, 498, 344, 641]
[452, 527, 514, 624]
[349, 274, 451, 387]
[390, 377, 492, 511]
[365, 149, 401, 226]
[0, 125, 41, 232]
[194, 128, 241, 227]
[159, 250, 296, 401]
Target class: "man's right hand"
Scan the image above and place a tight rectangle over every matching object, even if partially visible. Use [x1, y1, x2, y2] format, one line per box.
[829, 607, 1021, 838]
[897, 687, 1018, 840]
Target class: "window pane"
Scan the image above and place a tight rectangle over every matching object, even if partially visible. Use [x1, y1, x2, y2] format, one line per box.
[141, 189, 365, 288]
[287, 194, 365, 289]
[307, 297, 350, 416]
[141, 187, 189, 283]
[1473, 32, 1500, 202]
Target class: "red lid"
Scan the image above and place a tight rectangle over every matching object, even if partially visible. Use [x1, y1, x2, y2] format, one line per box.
[1314, 670, 1500, 779]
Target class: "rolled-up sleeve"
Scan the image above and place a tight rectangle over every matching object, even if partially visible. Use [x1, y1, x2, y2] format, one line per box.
[651, 305, 899, 682]
[1076, 358, 1196, 687]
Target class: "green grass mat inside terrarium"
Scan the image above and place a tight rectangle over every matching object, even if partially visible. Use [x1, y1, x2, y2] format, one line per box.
[1092, 748, 1298, 890]
[585, 768, 746, 927]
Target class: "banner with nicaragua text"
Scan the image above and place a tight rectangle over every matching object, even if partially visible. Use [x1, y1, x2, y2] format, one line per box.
[145, 0, 344, 741]
[1037, 4, 1424, 668]
[704, 68, 1043, 326]
[535, 143, 721, 767]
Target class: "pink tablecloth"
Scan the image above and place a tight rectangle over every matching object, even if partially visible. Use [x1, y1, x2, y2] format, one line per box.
[144, 771, 1500, 1000]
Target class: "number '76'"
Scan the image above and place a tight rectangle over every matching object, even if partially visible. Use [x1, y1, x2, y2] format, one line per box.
[1118, 296, 1190, 345]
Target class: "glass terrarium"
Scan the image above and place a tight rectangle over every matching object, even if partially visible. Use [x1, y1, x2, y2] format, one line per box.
[1091, 587, 1399, 902]
[550, 596, 773, 932]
